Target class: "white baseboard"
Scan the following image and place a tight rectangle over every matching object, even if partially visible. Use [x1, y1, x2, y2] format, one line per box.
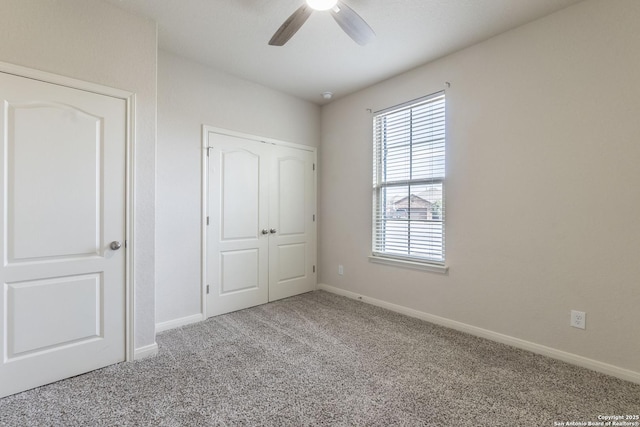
[134, 342, 158, 360]
[155, 313, 205, 333]
[317, 283, 640, 385]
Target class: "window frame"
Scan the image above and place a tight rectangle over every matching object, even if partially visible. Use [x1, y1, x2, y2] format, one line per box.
[370, 91, 448, 273]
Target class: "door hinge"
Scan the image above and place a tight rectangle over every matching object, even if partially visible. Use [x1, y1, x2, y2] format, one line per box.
[312, 214, 315, 222]
[206, 216, 210, 225]
[124, 240, 127, 248]
[313, 163, 315, 171]
[206, 284, 210, 294]
[206, 146, 213, 157]
[313, 265, 316, 273]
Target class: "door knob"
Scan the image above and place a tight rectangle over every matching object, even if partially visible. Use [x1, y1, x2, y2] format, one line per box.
[261, 229, 269, 235]
[270, 228, 277, 234]
[110, 241, 122, 250]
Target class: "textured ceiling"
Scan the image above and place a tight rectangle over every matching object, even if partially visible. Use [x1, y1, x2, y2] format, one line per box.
[105, 0, 583, 104]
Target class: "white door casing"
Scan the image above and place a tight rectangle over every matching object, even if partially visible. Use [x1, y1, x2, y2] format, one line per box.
[0, 70, 129, 398]
[204, 129, 316, 317]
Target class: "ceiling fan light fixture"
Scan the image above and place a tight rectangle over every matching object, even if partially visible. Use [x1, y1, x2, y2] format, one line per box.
[269, 0, 374, 46]
[306, 0, 338, 11]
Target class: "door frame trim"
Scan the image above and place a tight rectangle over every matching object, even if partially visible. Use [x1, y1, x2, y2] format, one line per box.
[0, 61, 136, 362]
[201, 125, 316, 318]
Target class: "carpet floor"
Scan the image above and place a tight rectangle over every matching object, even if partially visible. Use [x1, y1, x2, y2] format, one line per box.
[0, 290, 638, 426]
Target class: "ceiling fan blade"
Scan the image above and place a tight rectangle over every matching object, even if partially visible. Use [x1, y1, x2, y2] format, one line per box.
[330, 1, 375, 46]
[269, 4, 314, 46]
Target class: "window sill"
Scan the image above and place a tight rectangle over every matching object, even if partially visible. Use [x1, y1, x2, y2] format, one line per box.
[368, 255, 449, 274]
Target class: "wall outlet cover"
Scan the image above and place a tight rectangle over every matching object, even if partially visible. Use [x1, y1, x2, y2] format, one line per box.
[570, 310, 586, 329]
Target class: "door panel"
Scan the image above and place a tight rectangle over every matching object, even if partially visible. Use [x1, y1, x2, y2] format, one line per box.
[8, 103, 102, 260]
[207, 135, 269, 316]
[7, 274, 101, 358]
[276, 157, 306, 235]
[277, 243, 306, 282]
[221, 150, 260, 240]
[0, 72, 126, 398]
[269, 146, 316, 301]
[220, 249, 260, 294]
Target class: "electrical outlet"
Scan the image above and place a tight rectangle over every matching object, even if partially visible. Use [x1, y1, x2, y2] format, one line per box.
[570, 310, 586, 329]
[338, 265, 344, 276]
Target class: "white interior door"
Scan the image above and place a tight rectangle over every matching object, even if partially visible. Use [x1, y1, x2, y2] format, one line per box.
[268, 145, 316, 301]
[0, 72, 126, 397]
[207, 134, 270, 316]
[206, 130, 316, 317]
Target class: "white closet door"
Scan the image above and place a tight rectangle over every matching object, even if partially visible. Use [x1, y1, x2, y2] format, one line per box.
[0, 72, 126, 397]
[207, 134, 270, 317]
[268, 145, 316, 301]
[206, 130, 316, 317]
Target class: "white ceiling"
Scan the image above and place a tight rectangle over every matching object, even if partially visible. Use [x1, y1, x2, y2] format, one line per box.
[105, 0, 583, 104]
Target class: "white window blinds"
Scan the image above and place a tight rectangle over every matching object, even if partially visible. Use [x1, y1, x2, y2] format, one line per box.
[372, 91, 446, 264]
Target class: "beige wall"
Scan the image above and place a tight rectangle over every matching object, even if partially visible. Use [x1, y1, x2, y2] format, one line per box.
[4, 0, 636, 380]
[319, 0, 640, 377]
[156, 51, 320, 325]
[0, 0, 157, 350]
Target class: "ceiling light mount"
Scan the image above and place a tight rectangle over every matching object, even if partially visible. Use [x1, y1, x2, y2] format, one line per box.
[306, 0, 338, 11]
[322, 91, 333, 100]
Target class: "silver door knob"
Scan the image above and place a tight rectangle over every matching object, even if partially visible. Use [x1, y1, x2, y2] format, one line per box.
[261, 229, 269, 235]
[110, 241, 122, 250]
[270, 228, 277, 234]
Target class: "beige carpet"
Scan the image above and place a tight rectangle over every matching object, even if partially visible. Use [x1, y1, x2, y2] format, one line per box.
[1, 290, 638, 426]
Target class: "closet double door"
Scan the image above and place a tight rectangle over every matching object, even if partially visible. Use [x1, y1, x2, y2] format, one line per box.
[206, 131, 316, 317]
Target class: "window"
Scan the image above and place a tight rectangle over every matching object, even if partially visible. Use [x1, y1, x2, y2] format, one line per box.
[372, 92, 446, 267]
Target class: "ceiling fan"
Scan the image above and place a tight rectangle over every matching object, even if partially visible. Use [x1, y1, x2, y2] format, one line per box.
[269, 0, 375, 46]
